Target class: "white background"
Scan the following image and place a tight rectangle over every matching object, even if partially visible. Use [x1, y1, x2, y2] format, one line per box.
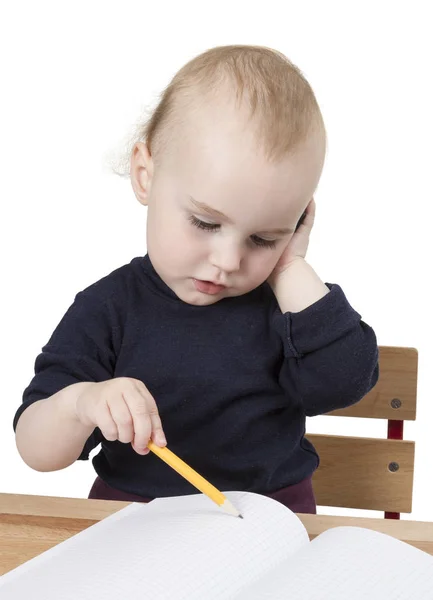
[1, 1, 431, 521]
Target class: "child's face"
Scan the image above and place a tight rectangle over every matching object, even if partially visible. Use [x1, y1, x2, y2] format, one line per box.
[131, 100, 325, 306]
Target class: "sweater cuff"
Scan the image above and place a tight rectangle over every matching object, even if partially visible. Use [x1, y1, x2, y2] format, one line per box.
[272, 283, 362, 358]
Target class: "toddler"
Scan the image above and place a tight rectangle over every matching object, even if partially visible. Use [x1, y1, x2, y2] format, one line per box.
[14, 45, 379, 514]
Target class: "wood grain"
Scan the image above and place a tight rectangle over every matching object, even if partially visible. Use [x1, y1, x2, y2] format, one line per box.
[1, 493, 433, 576]
[308, 434, 414, 512]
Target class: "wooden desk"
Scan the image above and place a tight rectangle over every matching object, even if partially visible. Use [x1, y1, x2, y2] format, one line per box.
[1, 492, 433, 576]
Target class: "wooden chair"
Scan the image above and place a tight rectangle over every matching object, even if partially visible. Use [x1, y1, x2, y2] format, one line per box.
[306, 346, 418, 519]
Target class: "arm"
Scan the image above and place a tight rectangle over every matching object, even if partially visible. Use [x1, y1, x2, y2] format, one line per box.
[15, 382, 96, 472]
[270, 256, 330, 314]
[269, 259, 379, 417]
[13, 290, 116, 470]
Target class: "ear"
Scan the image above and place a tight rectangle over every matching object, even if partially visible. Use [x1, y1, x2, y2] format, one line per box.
[130, 142, 154, 206]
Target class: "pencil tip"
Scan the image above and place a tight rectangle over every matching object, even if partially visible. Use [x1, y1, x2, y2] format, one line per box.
[238, 514, 243, 519]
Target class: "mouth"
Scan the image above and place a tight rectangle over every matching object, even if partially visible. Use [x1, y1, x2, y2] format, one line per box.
[193, 279, 227, 295]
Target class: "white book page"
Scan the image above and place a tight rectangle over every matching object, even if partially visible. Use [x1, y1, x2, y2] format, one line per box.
[233, 525, 433, 599]
[0, 491, 309, 600]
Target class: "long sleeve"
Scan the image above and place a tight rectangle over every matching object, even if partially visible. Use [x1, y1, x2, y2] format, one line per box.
[13, 291, 119, 459]
[272, 283, 379, 417]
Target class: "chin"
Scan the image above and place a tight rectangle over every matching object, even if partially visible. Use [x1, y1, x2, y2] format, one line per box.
[181, 292, 223, 306]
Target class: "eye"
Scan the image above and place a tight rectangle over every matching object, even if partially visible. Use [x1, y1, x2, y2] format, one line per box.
[250, 236, 277, 249]
[189, 215, 277, 249]
[189, 215, 220, 232]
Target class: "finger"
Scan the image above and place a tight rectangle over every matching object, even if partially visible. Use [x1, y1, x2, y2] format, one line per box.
[133, 381, 166, 447]
[123, 391, 153, 454]
[149, 409, 167, 447]
[302, 198, 316, 229]
[98, 399, 120, 442]
[107, 396, 134, 444]
[132, 441, 150, 455]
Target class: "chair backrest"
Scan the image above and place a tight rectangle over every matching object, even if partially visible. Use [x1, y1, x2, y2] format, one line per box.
[306, 346, 418, 519]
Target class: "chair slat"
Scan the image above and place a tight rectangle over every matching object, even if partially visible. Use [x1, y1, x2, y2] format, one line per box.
[326, 346, 417, 420]
[307, 433, 415, 512]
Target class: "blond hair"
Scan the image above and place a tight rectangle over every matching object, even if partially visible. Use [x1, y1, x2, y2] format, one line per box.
[108, 45, 326, 176]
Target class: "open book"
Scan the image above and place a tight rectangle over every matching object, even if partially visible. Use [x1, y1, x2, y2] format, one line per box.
[1, 491, 433, 599]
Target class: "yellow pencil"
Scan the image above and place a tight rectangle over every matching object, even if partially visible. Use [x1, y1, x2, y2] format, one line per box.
[147, 441, 243, 518]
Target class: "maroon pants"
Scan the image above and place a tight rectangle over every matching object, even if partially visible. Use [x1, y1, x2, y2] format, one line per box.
[88, 475, 317, 514]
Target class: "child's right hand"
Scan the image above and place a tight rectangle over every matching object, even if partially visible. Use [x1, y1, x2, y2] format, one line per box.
[75, 378, 166, 455]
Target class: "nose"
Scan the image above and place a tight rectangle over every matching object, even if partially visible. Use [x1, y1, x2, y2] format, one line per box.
[209, 239, 242, 274]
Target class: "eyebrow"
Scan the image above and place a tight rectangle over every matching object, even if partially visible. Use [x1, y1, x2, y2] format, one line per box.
[188, 196, 294, 235]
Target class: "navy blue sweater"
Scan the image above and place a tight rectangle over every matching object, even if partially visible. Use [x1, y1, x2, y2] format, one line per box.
[14, 255, 379, 497]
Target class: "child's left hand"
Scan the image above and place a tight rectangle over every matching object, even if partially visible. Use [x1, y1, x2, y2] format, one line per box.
[268, 197, 315, 285]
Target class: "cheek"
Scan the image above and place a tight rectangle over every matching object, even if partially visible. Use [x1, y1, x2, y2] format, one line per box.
[155, 212, 204, 263]
[179, 218, 212, 254]
[246, 252, 280, 285]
